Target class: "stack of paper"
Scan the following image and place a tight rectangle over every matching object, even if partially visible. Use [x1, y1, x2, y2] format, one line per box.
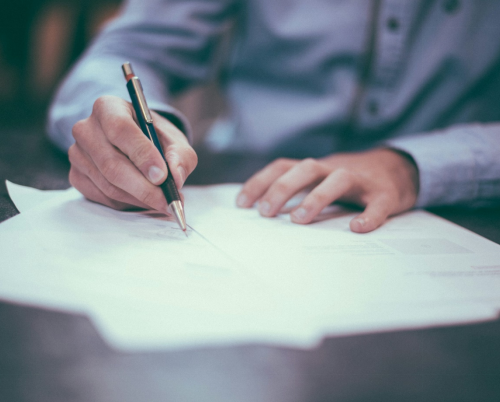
[1, 181, 499, 351]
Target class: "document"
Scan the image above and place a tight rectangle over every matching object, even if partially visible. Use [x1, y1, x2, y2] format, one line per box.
[1, 181, 499, 351]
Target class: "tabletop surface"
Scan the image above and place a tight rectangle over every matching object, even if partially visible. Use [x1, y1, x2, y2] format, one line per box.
[1, 126, 500, 402]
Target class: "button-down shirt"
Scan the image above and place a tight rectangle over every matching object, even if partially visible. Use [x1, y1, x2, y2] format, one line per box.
[48, 0, 500, 208]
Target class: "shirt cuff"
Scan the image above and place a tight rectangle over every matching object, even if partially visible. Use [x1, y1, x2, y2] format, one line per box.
[149, 103, 193, 144]
[385, 127, 480, 208]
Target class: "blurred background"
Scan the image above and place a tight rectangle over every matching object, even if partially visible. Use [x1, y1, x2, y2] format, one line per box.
[0, 0, 121, 128]
[0, 0, 222, 143]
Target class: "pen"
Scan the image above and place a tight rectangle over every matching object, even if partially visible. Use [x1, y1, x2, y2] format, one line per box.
[122, 62, 187, 234]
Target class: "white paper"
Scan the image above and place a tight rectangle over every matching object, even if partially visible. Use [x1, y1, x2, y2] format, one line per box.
[6, 182, 67, 212]
[2, 181, 500, 351]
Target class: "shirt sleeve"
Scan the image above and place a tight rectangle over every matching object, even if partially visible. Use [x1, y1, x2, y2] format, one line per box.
[47, 0, 237, 152]
[386, 123, 500, 208]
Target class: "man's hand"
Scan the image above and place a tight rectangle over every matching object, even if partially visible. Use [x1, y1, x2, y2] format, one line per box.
[236, 149, 419, 233]
[68, 95, 197, 212]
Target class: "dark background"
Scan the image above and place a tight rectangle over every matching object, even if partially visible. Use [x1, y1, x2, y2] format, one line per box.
[0, 0, 121, 128]
[0, 0, 222, 143]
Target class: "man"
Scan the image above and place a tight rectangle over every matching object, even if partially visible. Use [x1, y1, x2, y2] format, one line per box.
[48, 0, 500, 233]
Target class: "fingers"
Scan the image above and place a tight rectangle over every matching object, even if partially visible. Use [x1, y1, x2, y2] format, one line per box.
[237, 158, 297, 208]
[237, 150, 414, 233]
[72, 114, 169, 213]
[290, 168, 355, 224]
[72, 95, 199, 214]
[92, 96, 169, 185]
[68, 143, 150, 209]
[154, 111, 198, 189]
[349, 196, 392, 233]
[70, 95, 197, 215]
[162, 143, 198, 189]
[254, 158, 328, 217]
[288, 167, 393, 232]
[93, 98, 198, 190]
[70, 167, 136, 211]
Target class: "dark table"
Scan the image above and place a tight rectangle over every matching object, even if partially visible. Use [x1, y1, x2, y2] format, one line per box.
[1, 126, 500, 402]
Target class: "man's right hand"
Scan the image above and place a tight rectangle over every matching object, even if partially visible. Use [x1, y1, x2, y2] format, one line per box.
[68, 95, 197, 213]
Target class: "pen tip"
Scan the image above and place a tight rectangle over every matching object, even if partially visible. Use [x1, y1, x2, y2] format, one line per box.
[170, 200, 187, 234]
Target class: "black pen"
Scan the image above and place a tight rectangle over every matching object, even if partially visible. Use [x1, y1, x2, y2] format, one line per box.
[122, 62, 187, 234]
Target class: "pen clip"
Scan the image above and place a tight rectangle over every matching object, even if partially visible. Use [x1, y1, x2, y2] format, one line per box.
[130, 77, 153, 124]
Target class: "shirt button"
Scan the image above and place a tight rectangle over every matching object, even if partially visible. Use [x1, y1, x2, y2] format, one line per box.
[367, 100, 379, 116]
[443, 0, 460, 14]
[386, 17, 400, 32]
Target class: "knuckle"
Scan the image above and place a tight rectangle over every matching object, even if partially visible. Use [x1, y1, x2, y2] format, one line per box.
[272, 158, 293, 170]
[271, 179, 291, 195]
[272, 158, 286, 168]
[101, 157, 123, 184]
[246, 176, 268, 192]
[71, 120, 86, 142]
[334, 167, 352, 182]
[164, 144, 178, 158]
[301, 158, 326, 175]
[68, 168, 79, 188]
[68, 145, 85, 171]
[102, 182, 122, 200]
[308, 190, 329, 206]
[130, 141, 155, 166]
[139, 189, 160, 207]
[69, 169, 89, 198]
[91, 97, 105, 118]
[301, 157, 318, 170]
[167, 144, 199, 175]
[92, 95, 112, 115]
[67, 144, 77, 164]
[186, 147, 198, 171]
[105, 116, 129, 143]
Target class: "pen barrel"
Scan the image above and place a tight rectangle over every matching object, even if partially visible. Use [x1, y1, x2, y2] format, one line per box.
[160, 176, 181, 205]
[124, 67, 184, 222]
[143, 123, 164, 157]
[143, 123, 182, 204]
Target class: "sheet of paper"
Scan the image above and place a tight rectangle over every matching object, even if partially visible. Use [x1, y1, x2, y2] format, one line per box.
[185, 186, 500, 309]
[2, 181, 500, 351]
[6, 182, 67, 212]
[3, 184, 316, 349]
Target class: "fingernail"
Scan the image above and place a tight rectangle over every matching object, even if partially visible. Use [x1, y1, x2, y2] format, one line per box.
[291, 207, 308, 222]
[178, 166, 186, 187]
[259, 201, 271, 216]
[148, 166, 165, 183]
[355, 218, 366, 227]
[351, 218, 366, 231]
[236, 193, 248, 207]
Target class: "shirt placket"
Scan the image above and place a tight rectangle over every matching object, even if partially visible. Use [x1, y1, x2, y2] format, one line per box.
[355, 0, 417, 132]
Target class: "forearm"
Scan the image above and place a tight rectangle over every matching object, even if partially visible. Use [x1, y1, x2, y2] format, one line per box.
[47, 55, 191, 152]
[47, 0, 236, 151]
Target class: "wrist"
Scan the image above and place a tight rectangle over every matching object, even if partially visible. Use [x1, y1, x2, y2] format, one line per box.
[383, 148, 420, 207]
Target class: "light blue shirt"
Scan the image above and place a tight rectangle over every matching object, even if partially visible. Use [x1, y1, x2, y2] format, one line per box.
[48, 0, 500, 208]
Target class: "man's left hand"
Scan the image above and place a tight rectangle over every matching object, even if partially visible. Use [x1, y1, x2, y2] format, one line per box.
[236, 148, 419, 233]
